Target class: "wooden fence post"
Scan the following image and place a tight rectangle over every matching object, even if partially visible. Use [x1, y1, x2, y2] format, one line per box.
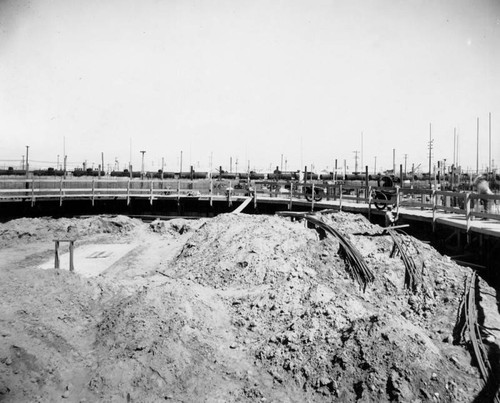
[465, 192, 471, 243]
[339, 184, 343, 211]
[91, 178, 95, 206]
[431, 189, 436, 232]
[54, 240, 60, 269]
[367, 185, 372, 221]
[289, 181, 293, 210]
[210, 179, 213, 207]
[149, 179, 154, 205]
[69, 241, 74, 272]
[311, 182, 315, 212]
[59, 177, 63, 206]
[31, 179, 35, 207]
[127, 178, 131, 206]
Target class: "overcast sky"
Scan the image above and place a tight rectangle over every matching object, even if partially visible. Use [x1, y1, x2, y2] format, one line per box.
[1, 0, 499, 174]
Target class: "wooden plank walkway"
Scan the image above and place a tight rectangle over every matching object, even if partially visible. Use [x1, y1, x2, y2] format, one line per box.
[1, 178, 499, 240]
[242, 195, 500, 240]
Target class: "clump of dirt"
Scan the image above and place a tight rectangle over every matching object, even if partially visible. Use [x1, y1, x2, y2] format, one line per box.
[172, 214, 320, 289]
[0, 215, 140, 246]
[168, 213, 476, 402]
[0, 212, 494, 402]
[149, 217, 200, 236]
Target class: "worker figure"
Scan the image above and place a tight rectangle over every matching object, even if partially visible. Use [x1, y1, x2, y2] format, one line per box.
[385, 205, 399, 227]
[473, 175, 495, 214]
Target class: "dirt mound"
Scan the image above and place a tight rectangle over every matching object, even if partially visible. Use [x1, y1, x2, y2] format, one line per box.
[0, 215, 140, 245]
[149, 217, 201, 236]
[0, 212, 489, 402]
[162, 213, 478, 401]
[171, 214, 320, 289]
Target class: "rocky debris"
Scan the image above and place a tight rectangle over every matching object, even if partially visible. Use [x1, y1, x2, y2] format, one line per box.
[0, 215, 140, 245]
[149, 217, 204, 236]
[0, 212, 489, 402]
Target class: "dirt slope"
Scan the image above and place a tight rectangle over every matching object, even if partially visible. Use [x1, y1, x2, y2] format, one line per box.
[0, 213, 491, 402]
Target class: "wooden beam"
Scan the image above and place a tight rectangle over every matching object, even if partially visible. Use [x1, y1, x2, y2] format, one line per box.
[232, 197, 252, 214]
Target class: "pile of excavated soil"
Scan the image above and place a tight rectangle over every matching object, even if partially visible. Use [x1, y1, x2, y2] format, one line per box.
[0, 215, 140, 246]
[0, 212, 494, 402]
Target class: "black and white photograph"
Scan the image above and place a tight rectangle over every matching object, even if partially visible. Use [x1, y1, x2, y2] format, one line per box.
[0, 0, 499, 401]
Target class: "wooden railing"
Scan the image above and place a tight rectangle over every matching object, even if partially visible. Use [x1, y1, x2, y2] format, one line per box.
[1, 178, 499, 229]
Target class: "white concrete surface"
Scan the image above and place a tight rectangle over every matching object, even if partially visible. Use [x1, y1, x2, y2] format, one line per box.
[39, 243, 136, 277]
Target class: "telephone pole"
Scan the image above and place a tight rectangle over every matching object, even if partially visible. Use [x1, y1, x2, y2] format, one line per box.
[428, 123, 433, 185]
[360, 132, 364, 170]
[353, 150, 359, 173]
[140, 150, 146, 178]
[25, 146, 29, 176]
[392, 148, 396, 175]
[476, 117, 479, 175]
[489, 112, 492, 175]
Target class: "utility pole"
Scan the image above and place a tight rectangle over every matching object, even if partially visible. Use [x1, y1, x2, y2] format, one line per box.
[404, 154, 408, 178]
[101, 152, 105, 176]
[63, 136, 66, 171]
[392, 148, 396, 175]
[161, 157, 165, 180]
[360, 132, 364, 170]
[280, 154, 283, 172]
[25, 146, 29, 176]
[180, 150, 183, 177]
[428, 123, 433, 185]
[489, 112, 492, 175]
[353, 150, 359, 173]
[453, 128, 456, 167]
[476, 117, 479, 176]
[140, 150, 146, 178]
[374, 156, 377, 175]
